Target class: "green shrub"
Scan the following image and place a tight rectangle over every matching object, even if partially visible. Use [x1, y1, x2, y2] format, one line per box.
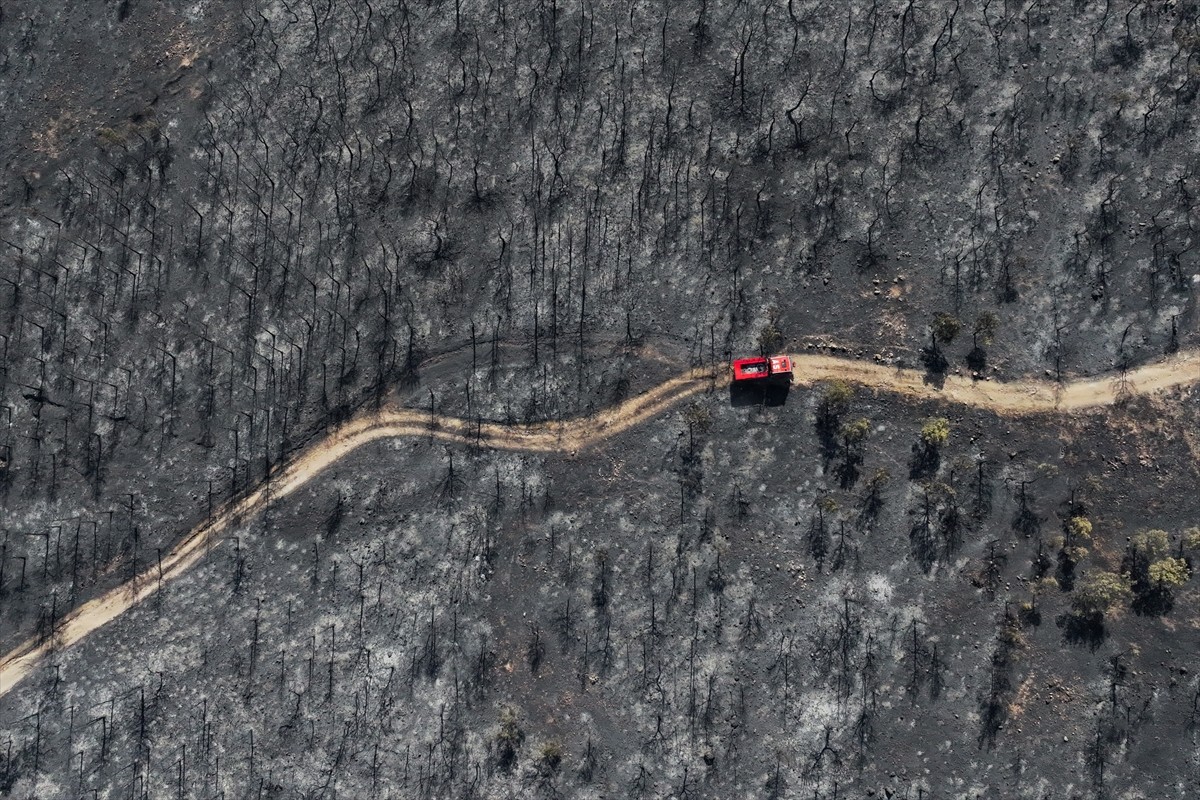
[1148, 557, 1190, 588]
[538, 740, 564, 773]
[96, 127, 127, 147]
[839, 418, 871, 447]
[1131, 529, 1170, 559]
[919, 417, 951, 447]
[1066, 516, 1093, 541]
[972, 312, 999, 346]
[495, 706, 524, 772]
[931, 313, 961, 345]
[1072, 571, 1132, 616]
[822, 380, 853, 411]
[1182, 527, 1200, 551]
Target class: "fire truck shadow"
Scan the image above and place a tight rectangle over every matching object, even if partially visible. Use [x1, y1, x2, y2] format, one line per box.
[729, 382, 791, 408]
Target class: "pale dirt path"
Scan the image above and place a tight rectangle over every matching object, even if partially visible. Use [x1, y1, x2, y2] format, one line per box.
[1, 352, 1197, 699]
[788, 349, 1199, 413]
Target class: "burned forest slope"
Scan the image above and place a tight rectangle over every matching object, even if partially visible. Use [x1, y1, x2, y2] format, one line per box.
[2, 0, 1200, 798]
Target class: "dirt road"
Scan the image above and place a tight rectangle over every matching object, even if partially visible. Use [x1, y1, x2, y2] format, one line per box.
[789, 349, 1199, 413]
[1, 350, 1196, 699]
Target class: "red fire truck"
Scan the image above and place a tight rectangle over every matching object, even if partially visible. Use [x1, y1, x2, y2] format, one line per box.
[731, 355, 794, 383]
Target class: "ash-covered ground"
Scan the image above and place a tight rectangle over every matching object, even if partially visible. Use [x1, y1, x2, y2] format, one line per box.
[1, 1, 1199, 797]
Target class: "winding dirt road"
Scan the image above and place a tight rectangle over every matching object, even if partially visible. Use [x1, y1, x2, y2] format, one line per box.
[1, 350, 1196, 699]
[789, 349, 1199, 413]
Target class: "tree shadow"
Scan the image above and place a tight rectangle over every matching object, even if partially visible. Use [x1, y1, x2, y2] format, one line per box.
[976, 658, 1012, 749]
[1058, 611, 1106, 651]
[1056, 552, 1077, 591]
[1012, 503, 1042, 538]
[971, 545, 1006, 599]
[941, 504, 964, 559]
[920, 346, 948, 387]
[966, 346, 988, 373]
[815, 413, 839, 464]
[1019, 603, 1042, 628]
[859, 488, 884, 523]
[1109, 35, 1143, 68]
[834, 453, 862, 489]
[325, 491, 346, 538]
[977, 692, 1007, 750]
[1132, 588, 1173, 617]
[1030, 542, 1053, 582]
[807, 515, 830, 571]
[909, 520, 938, 573]
[909, 443, 940, 480]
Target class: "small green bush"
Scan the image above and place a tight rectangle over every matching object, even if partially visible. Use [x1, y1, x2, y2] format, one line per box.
[1131, 529, 1171, 559]
[919, 417, 951, 447]
[839, 418, 871, 447]
[1148, 557, 1190, 588]
[1067, 516, 1093, 541]
[538, 740, 564, 773]
[931, 313, 961, 345]
[1182, 527, 1200, 551]
[822, 380, 853, 411]
[1072, 571, 1132, 616]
